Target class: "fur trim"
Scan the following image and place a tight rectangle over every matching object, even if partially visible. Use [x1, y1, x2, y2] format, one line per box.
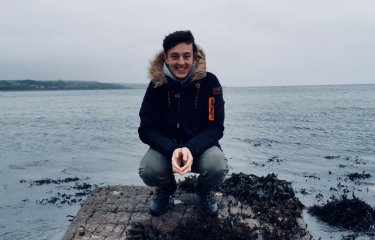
[148, 46, 207, 87]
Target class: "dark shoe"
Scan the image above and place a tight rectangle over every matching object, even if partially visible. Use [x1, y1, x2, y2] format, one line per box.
[149, 187, 173, 216]
[195, 181, 218, 216]
[198, 190, 218, 216]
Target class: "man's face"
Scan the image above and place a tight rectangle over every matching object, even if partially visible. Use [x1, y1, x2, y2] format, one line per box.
[164, 43, 195, 79]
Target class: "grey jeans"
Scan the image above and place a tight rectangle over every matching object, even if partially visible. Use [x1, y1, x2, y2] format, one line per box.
[138, 146, 229, 191]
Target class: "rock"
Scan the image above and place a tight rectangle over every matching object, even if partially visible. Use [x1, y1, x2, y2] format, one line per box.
[64, 173, 312, 240]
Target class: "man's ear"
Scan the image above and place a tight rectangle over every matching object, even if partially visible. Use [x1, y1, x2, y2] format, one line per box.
[164, 52, 168, 63]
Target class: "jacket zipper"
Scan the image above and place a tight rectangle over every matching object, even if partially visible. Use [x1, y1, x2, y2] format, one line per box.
[195, 82, 200, 110]
[175, 93, 180, 129]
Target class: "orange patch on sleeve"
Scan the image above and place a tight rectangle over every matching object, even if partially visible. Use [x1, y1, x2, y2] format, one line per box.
[208, 97, 215, 121]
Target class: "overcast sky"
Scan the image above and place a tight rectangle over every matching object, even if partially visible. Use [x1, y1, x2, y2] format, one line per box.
[1, 0, 374, 87]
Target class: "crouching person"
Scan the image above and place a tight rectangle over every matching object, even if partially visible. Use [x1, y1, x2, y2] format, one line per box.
[138, 30, 228, 216]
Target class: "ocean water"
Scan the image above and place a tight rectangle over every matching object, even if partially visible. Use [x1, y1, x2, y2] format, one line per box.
[0, 84, 374, 240]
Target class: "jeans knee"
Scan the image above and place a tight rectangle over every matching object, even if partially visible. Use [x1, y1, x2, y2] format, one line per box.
[139, 167, 150, 185]
[200, 167, 228, 186]
[139, 167, 156, 186]
[139, 167, 174, 188]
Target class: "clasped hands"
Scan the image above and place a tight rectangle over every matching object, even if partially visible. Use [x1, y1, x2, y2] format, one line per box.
[171, 147, 193, 175]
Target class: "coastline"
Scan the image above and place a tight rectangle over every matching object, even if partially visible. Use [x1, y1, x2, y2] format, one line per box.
[0, 80, 130, 91]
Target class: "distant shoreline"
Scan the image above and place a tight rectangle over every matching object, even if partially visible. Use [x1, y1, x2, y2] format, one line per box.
[0, 80, 146, 91]
[1, 80, 373, 91]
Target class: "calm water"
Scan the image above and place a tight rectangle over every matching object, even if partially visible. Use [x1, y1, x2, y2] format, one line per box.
[0, 85, 374, 239]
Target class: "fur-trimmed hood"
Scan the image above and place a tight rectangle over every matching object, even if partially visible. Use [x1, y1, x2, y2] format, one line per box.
[148, 46, 207, 87]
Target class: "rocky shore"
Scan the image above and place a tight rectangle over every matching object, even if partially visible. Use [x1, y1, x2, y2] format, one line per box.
[63, 173, 312, 240]
[20, 172, 375, 239]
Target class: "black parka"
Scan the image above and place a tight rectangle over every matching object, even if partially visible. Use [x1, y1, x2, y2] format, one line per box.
[138, 47, 225, 158]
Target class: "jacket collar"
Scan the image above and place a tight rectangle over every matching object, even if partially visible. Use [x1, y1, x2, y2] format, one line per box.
[148, 46, 207, 87]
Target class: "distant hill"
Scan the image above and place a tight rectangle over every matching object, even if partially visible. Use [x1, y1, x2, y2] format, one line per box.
[0, 80, 132, 91]
[119, 83, 148, 89]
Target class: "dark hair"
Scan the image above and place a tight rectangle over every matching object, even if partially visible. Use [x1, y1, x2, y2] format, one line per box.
[163, 30, 197, 54]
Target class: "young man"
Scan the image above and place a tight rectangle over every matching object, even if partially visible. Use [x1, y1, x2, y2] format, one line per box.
[138, 30, 228, 216]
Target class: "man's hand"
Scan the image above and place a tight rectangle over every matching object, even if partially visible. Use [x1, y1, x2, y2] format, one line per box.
[171, 148, 183, 174]
[171, 147, 193, 175]
[180, 147, 193, 175]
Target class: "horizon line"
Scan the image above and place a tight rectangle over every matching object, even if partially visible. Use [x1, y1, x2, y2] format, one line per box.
[1, 79, 374, 88]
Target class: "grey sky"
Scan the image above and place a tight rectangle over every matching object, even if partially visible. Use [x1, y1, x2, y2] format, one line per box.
[1, 0, 374, 87]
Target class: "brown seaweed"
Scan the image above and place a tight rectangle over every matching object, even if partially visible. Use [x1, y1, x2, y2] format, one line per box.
[129, 172, 309, 240]
[308, 194, 375, 234]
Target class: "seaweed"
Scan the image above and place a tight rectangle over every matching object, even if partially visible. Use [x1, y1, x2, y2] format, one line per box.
[136, 173, 309, 239]
[128, 216, 258, 240]
[308, 195, 375, 233]
[215, 173, 305, 239]
[346, 171, 371, 182]
[177, 175, 197, 193]
[30, 177, 80, 186]
[25, 176, 94, 205]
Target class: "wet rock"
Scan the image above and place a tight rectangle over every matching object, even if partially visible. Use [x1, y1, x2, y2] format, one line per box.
[64, 173, 312, 240]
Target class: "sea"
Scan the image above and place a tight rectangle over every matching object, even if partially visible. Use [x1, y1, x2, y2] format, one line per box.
[0, 84, 374, 240]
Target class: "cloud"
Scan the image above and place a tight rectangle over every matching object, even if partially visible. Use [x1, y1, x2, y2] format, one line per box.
[1, 0, 374, 86]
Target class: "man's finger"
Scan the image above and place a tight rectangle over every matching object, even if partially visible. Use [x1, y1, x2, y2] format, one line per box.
[181, 165, 191, 175]
[172, 165, 182, 174]
[180, 159, 192, 173]
[180, 159, 190, 171]
[172, 160, 181, 171]
[181, 150, 187, 161]
[173, 166, 181, 174]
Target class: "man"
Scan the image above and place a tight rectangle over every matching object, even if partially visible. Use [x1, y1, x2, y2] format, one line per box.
[138, 30, 228, 216]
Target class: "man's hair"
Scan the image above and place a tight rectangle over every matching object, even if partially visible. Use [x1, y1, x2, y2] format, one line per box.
[163, 30, 197, 54]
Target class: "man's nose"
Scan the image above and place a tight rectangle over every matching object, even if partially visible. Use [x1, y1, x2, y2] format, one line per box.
[177, 56, 184, 65]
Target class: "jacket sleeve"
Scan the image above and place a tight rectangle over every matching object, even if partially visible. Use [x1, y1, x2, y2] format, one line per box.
[138, 82, 178, 158]
[183, 75, 225, 157]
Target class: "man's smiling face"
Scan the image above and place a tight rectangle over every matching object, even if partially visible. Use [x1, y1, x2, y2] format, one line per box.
[164, 43, 195, 79]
